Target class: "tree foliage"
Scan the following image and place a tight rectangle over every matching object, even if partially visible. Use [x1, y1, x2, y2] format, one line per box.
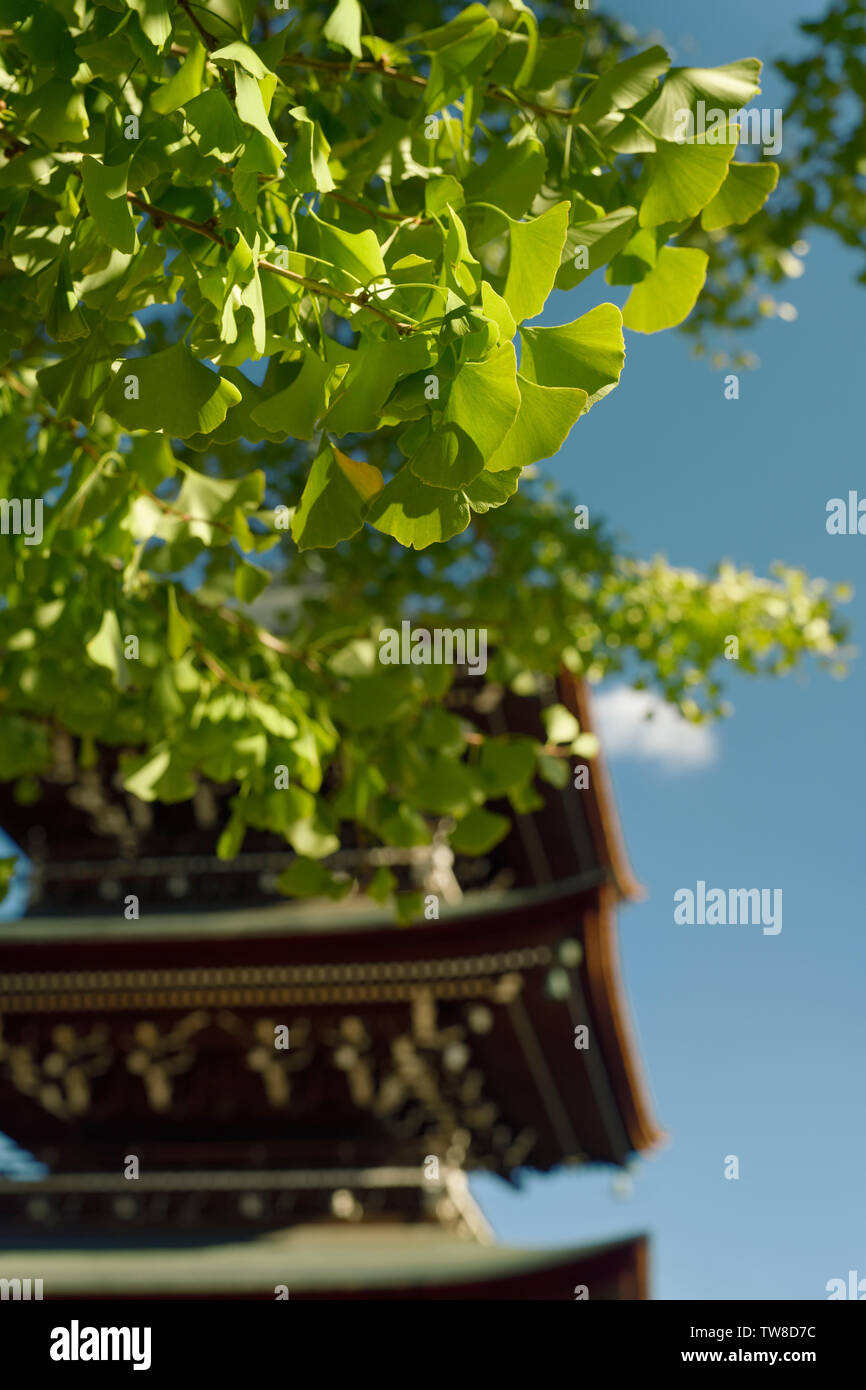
[0, 0, 850, 919]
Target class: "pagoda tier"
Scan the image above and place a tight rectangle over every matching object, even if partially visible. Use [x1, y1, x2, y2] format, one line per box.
[0, 871, 660, 1228]
[0, 1229, 649, 1300]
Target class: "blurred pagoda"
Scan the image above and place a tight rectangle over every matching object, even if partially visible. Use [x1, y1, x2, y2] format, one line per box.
[0, 670, 662, 1300]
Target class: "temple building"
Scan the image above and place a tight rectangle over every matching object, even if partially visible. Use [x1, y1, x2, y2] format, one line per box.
[0, 672, 662, 1299]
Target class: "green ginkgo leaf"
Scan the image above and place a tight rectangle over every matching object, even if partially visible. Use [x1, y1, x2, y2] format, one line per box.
[520, 304, 625, 406]
[323, 0, 363, 58]
[623, 246, 709, 333]
[166, 586, 191, 660]
[642, 59, 763, 140]
[103, 343, 242, 438]
[210, 42, 270, 78]
[487, 376, 587, 472]
[409, 424, 484, 490]
[184, 89, 246, 161]
[85, 609, 129, 689]
[234, 68, 284, 153]
[367, 467, 471, 549]
[701, 160, 779, 230]
[310, 219, 386, 286]
[321, 336, 433, 436]
[449, 806, 510, 855]
[640, 135, 737, 227]
[81, 156, 138, 254]
[151, 42, 207, 113]
[556, 207, 637, 290]
[16, 79, 89, 143]
[578, 45, 670, 127]
[282, 111, 336, 193]
[444, 343, 521, 457]
[425, 17, 499, 111]
[464, 137, 546, 219]
[464, 467, 521, 513]
[503, 201, 570, 324]
[46, 253, 87, 342]
[291, 445, 383, 550]
[251, 353, 334, 439]
[128, 0, 172, 52]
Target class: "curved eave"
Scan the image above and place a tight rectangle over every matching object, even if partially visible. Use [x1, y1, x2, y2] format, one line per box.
[581, 881, 665, 1155]
[559, 670, 645, 903]
[558, 673, 662, 1152]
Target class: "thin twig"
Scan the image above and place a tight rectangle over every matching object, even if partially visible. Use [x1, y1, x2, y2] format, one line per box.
[258, 258, 415, 334]
[176, 0, 219, 53]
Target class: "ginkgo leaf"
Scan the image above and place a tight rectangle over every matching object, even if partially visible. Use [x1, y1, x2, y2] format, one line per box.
[449, 806, 510, 855]
[16, 79, 89, 143]
[172, 465, 264, 544]
[323, 0, 363, 58]
[479, 281, 516, 342]
[367, 467, 471, 549]
[46, 253, 87, 342]
[643, 59, 763, 140]
[81, 156, 138, 254]
[184, 89, 246, 161]
[409, 423, 484, 490]
[251, 353, 334, 439]
[556, 207, 637, 290]
[487, 376, 587, 472]
[463, 137, 546, 219]
[321, 337, 433, 436]
[701, 160, 779, 229]
[291, 445, 383, 550]
[520, 304, 625, 406]
[210, 42, 270, 78]
[425, 17, 498, 111]
[166, 585, 191, 660]
[503, 201, 570, 324]
[464, 467, 521, 513]
[310, 219, 386, 285]
[234, 68, 284, 152]
[640, 135, 737, 227]
[85, 609, 129, 689]
[151, 42, 206, 113]
[578, 45, 670, 127]
[128, 0, 172, 52]
[283, 110, 335, 193]
[103, 343, 242, 438]
[623, 246, 709, 333]
[444, 343, 520, 457]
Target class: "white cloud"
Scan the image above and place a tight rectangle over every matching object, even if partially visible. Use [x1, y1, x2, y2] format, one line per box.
[593, 685, 718, 773]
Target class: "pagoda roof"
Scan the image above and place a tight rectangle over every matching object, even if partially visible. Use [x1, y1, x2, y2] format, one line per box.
[0, 1227, 649, 1300]
[0, 872, 661, 1179]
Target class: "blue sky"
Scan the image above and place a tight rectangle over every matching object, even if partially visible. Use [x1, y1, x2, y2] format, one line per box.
[473, 0, 865, 1300]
